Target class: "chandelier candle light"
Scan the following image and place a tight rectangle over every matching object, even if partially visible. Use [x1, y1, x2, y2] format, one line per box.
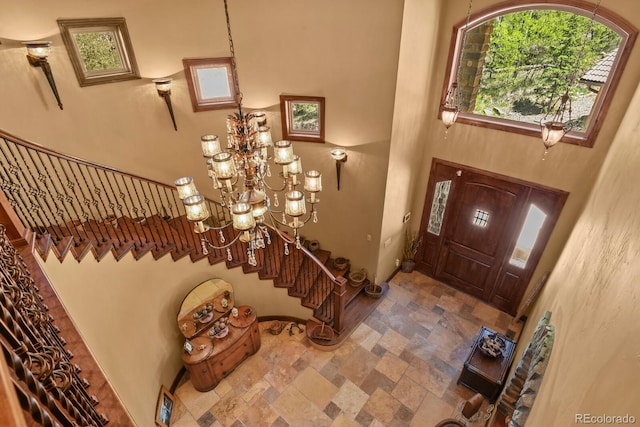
[440, 0, 473, 135]
[174, 0, 322, 266]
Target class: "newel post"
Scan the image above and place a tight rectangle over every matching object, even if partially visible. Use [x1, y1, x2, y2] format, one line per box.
[332, 276, 348, 334]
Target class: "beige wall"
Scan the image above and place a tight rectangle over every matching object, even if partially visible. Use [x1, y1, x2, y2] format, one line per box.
[522, 77, 640, 425]
[40, 253, 312, 427]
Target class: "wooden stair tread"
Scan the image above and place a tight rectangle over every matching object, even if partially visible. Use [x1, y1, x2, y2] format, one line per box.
[30, 211, 363, 348]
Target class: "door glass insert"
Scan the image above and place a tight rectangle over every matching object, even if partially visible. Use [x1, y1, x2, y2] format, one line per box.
[428, 180, 452, 235]
[472, 209, 489, 227]
[510, 204, 547, 268]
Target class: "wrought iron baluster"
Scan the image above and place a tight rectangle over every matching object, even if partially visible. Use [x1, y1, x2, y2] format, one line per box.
[0, 142, 52, 238]
[104, 171, 136, 245]
[126, 176, 151, 245]
[62, 159, 106, 246]
[34, 151, 87, 246]
[95, 169, 125, 248]
[51, 156, 100, 242]
[168, 189, 193, 252]
[14, 145, 79, 240]
[146, 181, 171, 250]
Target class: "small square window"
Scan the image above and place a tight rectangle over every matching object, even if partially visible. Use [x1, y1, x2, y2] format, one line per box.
[472, 209, 489, 227]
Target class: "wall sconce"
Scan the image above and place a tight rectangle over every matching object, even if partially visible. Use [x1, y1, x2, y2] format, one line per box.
[23, 41, 63, 110]
[153, 78, 177, 131]
[330, 147, 348, 191]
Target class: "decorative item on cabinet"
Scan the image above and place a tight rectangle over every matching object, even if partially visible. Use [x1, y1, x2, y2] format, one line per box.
[177, 278, 261, 392]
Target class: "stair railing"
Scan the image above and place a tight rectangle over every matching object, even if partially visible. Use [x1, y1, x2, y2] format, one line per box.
[1, 224, 109, 426]
[0, 129, 347, 332]
[0, 129, 231, 258]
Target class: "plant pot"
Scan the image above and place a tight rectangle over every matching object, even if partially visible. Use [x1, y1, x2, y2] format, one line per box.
[308, 240, 320, 253]
[401, 259, 416, 273]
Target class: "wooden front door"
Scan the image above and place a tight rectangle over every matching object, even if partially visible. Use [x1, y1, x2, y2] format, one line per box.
[416, 159, 567, 315]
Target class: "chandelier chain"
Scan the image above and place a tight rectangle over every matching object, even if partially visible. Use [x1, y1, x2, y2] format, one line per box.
[455, 0, 473, 83]
[223, 0, 243, 108]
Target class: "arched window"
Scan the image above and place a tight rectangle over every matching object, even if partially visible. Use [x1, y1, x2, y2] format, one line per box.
[440, 0, 637, 147]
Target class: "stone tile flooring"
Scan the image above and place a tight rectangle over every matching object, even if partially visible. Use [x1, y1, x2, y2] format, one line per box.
[170, 271, 520, 427]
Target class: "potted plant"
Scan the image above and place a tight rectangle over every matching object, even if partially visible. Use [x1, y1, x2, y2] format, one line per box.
[402, 230, 421, 273]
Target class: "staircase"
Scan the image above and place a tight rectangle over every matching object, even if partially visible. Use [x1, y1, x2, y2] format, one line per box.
[0, 129, 384, 348]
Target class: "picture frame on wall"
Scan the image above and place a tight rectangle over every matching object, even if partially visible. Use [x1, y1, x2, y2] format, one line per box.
[57, 17, 140, 87]
[183, 57, 238, 112]
[280, 95, 325, 143]
[155, 385, 174, 427]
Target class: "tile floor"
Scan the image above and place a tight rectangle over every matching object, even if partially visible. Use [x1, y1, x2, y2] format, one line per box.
[170, 271, 520, 427]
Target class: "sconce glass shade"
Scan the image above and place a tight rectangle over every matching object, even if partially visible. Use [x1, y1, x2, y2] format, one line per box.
[152, 78, 172, 94]
[175, 176, 198, 200]
[441, 106, 459, 129]
[330, 147, 347, 161]
[183, 194, 210, 222]
[232, 202, 255, 231]
[23, 41, 52, 58]
[285, 190, 306, 217]
[541, 121, 567, 148]
[201, 134, 221, 157]
[304, 170, 322, 193]
[274, 140, 294, 165]
[257, 126, 273, 146]
[211, 151, 236, 179]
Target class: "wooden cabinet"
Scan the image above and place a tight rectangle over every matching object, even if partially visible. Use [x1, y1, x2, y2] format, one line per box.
[177, 279, 262, 392]
[457, 326, 516, 402]
[182, 306, 260, 392]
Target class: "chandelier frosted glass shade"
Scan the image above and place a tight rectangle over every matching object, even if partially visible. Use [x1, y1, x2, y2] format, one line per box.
[541, 121, 567, 148]
[441, 106, 459, 129]
[274, 140, 294, 165]
[211, 151, 236, 180]
[285, 190, 306, 217]
[201, 134, 221, 157]
[184, 194, 210, 222]
[232, 202, 255, 231]
[175, 176, 198, 200]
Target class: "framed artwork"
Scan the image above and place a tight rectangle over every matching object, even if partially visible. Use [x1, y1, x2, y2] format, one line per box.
[183, 57, 238, 112]
[155, 385, 174, 427]
[280, 95, 325, 142]
[57, 18, 140, 87]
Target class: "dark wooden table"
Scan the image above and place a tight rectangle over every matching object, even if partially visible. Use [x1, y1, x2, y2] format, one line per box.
[457, 326, 516, 402]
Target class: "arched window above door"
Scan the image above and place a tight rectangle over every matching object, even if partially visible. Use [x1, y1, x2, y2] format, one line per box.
[440, 0, 638, 147]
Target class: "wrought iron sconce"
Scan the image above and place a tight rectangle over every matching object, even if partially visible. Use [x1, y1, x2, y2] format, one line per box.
[330, 147, 347, 191]
[23, 41, 63, 110]
[153, 78, 177, 131]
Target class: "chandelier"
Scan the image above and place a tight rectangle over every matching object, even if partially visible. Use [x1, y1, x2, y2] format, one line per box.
[174, 0, 322, 266]
[441, 0, 473, 135]
[540, 0, 601, 158]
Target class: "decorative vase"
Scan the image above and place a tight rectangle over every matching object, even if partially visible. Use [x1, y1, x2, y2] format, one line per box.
[401, 259, 416, 273]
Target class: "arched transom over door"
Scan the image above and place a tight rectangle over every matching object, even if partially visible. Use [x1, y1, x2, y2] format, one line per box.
[416, 159, 567, 315]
